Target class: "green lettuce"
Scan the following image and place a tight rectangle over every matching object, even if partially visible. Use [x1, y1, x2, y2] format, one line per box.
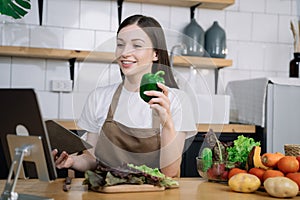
[83, 163, 179, 190]
[227, 135, 260, 168]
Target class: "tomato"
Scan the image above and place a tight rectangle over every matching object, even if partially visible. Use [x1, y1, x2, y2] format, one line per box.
[296, 156, 300, 172]
[277, 156, 299, 174]
[248, 167, 266, 183]
[286, 172, 300, 190]
[228, 168, 247, 180]
[262, 170, 284, 182]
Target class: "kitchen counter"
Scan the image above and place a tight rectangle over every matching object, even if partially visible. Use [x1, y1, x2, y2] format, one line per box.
[1, 178, 298, 200]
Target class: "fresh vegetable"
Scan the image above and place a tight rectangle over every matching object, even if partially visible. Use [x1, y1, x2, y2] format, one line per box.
[286, 172, 300, 190]
[277, 156, 299, 173]
[139, 70, 165, 102]
[296, 156, 300, 171]
[264, 177, 298, 198]
[262, 169, 284, 182]
[246, 146, 269, 170]
[248, 167, 266, 183]
[200, 148, 213, 172]
[199, 130, 234, 181]
[228, 168, 247, 179]
[206, 162, 228, 181]
[228, 173, 261, 193]
[227, 135, 260, 168]
[261, 152, 284, 167]
[83, 163, 178, 191]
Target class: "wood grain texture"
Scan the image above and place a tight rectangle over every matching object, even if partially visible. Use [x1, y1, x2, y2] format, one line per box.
[55, 120, 256, 133]
[0, 46, 232, 68]
[95, 184, 165, 193]
[124, 0, 235, 9]
[1, 178, 299, 200]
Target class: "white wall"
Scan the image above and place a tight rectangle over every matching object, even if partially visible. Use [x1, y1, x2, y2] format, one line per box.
[0, 0, 297, 120]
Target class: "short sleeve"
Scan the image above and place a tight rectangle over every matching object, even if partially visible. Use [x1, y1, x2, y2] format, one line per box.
[77, 84, 119, 134]
[169, 89, 197, 139]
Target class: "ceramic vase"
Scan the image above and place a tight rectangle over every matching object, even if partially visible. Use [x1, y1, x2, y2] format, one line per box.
[205, 21, 227, 58]
[182, 18, 205, 56]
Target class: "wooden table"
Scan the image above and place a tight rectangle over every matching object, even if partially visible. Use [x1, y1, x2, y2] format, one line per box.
[1, 178, 299, 200]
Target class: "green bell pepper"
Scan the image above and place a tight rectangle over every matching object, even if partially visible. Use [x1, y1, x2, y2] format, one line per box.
[139, 70, 165, 102]
[200, 147, 213, 172]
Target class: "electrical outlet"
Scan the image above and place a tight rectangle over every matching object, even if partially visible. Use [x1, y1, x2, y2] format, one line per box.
[51, 80, 73, 92]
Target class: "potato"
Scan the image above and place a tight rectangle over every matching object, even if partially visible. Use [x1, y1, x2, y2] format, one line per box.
[228, 173, 261, 193]
[264, 177, 298, 198]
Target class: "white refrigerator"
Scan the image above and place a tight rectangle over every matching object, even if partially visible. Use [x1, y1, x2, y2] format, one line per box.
[266, 81, 300, 153]
[227, 77, 300, 154]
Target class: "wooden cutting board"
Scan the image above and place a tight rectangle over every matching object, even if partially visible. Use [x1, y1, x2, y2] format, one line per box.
[96, 184, 166, 193]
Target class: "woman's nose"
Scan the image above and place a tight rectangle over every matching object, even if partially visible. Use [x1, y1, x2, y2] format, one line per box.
[121, 44, 134, 56]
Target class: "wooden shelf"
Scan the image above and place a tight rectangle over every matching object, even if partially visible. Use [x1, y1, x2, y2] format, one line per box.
[197, 124, 256, 133]
[173, 55, 232, 68]
[55, 120, 255, 134]
[0, 46, 232, 69]
[0, 46, 115, 63]
[125, 0, 235, 10]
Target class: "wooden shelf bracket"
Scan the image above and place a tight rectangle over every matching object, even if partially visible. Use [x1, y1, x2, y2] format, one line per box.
[38, 0, 43, 26]
[117, 0, 124, 25]
[68, 58, 76, 89]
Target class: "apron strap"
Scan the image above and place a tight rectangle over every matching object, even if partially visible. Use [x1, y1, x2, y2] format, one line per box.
[107, 83, 123, 118]
[107, 83, 160, 129]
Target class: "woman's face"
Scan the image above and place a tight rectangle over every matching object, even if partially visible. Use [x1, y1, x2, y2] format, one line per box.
[116, 24, 158, 77]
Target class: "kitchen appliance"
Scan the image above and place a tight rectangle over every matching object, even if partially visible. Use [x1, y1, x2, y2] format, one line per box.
[266, 79, 300, 153]
[226, 77, 300, 153]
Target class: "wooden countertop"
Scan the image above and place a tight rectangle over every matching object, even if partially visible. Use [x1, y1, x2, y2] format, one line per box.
[55, 120, 256, 134]
[0, 178, 298, 200]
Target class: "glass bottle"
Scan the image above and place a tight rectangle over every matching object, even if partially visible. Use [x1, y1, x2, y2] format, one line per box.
[290, 53, 300, 78]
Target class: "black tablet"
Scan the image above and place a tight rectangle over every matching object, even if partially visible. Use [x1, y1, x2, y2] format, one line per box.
[45, 120, 92, 155]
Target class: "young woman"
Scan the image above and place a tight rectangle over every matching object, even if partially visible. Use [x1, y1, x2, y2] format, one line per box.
[53, 15, 197, 178]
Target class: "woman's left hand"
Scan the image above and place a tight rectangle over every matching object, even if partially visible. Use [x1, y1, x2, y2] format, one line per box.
[144, 83, 172, 127]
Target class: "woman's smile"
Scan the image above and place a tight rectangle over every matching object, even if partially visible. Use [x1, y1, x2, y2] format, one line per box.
[120, 59, 137, 68]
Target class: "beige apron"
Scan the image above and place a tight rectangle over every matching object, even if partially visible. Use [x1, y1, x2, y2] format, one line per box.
[95, 84, 161, 168]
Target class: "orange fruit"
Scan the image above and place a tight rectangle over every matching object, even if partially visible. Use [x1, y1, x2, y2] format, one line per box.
[228, 168, 247, 180]
[286, 172, 300, 190]
[248, 167, 266, 182]
[277, 156, 299, 173]
[262, 169, 284, 182]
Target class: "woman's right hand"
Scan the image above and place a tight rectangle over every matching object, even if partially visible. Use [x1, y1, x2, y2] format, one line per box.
[52, 149, 74, 169]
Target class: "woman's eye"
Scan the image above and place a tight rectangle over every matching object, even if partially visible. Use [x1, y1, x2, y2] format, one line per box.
[133, 44, 143, 48]
[117, 43, 125, 48]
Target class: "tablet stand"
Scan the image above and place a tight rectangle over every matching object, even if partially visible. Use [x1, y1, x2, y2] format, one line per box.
[0, 135, 53, 200]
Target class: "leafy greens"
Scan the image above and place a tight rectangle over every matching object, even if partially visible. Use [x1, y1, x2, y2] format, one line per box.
[83, 163, 179, 191]
[227, 135, 260, 168]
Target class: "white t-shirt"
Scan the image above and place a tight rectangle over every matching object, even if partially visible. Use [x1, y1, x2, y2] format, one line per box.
[77, 83, 197, 138]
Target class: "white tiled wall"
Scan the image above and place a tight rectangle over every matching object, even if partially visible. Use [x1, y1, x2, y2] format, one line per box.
[30, 26, 64, 48]
[0, 0, 298, 120]
[11, 58, 46, 90]
[0, 57, 11, 87]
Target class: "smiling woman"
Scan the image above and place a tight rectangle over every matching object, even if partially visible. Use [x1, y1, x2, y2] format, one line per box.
[52, 14, 197, 178]
[0, 0, 31, 19]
